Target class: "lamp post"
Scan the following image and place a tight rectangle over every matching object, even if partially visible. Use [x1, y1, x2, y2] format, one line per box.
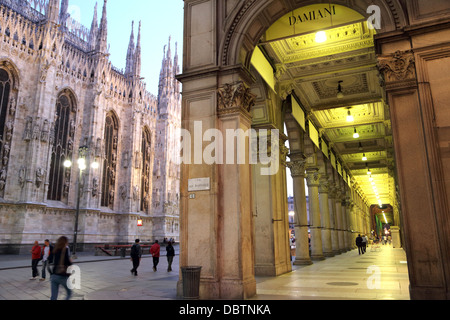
[64, 146, 99, 259]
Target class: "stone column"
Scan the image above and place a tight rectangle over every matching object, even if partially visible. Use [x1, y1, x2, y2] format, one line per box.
[318, 164, 333, 257]
[253, 133, 292, 276]
[328, 183, 340, 256]
[335, 186, 345, 253]
[287, 157, 312, 266]
[317, 152, 333, 257]
[306, 168, 325, 261]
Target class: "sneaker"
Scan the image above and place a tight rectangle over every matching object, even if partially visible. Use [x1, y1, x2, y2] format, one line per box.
[153, 267, 156, 272]
[40, 278, 45, 282]
[30, 277, 37, 280]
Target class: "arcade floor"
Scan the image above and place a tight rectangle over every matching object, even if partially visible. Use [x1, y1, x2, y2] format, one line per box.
[251, 244, 410, 300]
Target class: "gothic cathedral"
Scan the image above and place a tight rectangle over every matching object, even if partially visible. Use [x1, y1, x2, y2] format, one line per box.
[0, 0, 181, 253]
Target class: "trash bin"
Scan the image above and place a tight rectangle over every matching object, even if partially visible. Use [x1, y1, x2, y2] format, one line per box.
[181, 266, 202, 300]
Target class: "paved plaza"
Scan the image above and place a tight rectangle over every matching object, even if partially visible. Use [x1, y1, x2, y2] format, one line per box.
[0, 244, 409, 301]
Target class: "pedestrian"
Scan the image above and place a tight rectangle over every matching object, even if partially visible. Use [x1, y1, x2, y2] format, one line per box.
[50, 236, 73, 301]
[356, 234, 364, 255]
[30, 241, 42, 280]
[40, 239, 53, 281]
[166, 241, 175, 272]
[150, 240, 160, 272]
[130, 239, 142, 276]
[362, 234, 368, 253]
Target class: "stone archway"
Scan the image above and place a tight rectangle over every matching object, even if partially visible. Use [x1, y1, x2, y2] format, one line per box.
[180, 0, 450, 300]
[220, 0, 406, 69]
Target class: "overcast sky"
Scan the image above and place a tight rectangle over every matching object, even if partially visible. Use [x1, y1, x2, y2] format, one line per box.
[67, 0, 184, 95]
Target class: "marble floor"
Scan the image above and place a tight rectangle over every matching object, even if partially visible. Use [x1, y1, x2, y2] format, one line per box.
[251, 244, 410, 300]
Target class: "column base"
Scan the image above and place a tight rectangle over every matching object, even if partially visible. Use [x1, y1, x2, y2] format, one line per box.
[293, 258, 313, 266]
[323, 251, 335, 257]
[311, 254, 326, 261]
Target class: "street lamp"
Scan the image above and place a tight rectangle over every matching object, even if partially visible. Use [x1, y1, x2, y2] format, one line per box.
[64, 146, 99, 259]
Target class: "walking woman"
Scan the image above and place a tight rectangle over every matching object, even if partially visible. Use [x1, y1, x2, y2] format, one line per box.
[50, 236, 73, 300]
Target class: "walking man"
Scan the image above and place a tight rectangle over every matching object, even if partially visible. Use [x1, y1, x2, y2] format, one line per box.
[130, 239, 142, 276]
[150, 240, 160, 272]
[166, 241, 175, 272]
[30, 241, 42, 280]
[362, 234, 368, 254]
[40, 240, 53, 281]
[356, 234, 364, 255]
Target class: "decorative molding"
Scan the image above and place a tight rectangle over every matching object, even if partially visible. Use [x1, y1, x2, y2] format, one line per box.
[378, 50, 417, 90]
[305, 169, 320, 187]
[287, 159, 306, 178]
[217, 81, 256, 117]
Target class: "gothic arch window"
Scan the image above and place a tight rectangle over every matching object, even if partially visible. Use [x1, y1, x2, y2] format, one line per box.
[0, 68, 14, 195]
[48, 91, 77, 201]
[101, 112, 119, 209]
[141, 127, 151, 212]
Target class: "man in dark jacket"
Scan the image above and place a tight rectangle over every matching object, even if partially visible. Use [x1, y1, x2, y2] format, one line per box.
[166, 241, 175, 272]
[130, 239, 142, 276]
[356, 234, 364, 255]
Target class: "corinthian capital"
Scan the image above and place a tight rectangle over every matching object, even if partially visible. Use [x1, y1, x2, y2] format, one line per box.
[287, 159, 306, 178]
[305, 168, 320, 187]
[378, 50, 416, 89]
[217, 81, 256, 116]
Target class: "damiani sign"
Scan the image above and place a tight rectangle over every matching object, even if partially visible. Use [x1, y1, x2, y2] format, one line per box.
[289, 6, 336, 25]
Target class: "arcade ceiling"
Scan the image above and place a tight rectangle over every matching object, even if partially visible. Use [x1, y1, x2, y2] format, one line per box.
[256, 17, 397, 224]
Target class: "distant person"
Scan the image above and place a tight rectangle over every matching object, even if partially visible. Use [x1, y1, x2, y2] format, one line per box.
[150, 240, 161, 272]
[356, 234, 364, 255]
[30, 241, 42, 280]
[130, 239, 142, 276]
[166, 241, 175, 272]
[50, 236, 73, 301]
[362, 235, 368, 253]
[40, 239, 53, 281]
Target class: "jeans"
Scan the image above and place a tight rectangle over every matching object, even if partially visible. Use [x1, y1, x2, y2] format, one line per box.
[31, 259, 40, 278]
[167, 256, 174, 271]
[41, 260, 52, 279]
[50, 274, 72, 300]
[358, 246, 364, 255]
[131, 256, 140, 275]
[153, 257, 159, 270]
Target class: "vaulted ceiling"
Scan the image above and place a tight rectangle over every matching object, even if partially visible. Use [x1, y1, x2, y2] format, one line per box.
[258, 20, 397, 219]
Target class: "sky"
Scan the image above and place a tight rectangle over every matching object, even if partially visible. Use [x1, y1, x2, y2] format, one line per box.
[66, 1, 298, 197]
[67, 0, 184, 95]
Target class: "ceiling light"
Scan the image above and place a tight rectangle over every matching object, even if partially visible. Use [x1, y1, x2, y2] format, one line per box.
[367, 169, 372, 175]
[362, 153, 367, 161]
[353, 128, 360, 139]
[347, 110, 354, 122]
[337, 81, 344, 99]
[315, 31, 327, 43]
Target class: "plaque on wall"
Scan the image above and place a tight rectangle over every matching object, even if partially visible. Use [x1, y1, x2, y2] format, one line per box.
[188, 178, 211, 192]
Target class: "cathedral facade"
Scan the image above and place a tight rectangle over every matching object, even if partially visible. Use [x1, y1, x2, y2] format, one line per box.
[0, 0, 181, 253]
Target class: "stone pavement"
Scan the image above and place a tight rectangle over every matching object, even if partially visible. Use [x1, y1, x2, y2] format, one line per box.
[0, 244, 410, 301]
[0, 248, 180, 300]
